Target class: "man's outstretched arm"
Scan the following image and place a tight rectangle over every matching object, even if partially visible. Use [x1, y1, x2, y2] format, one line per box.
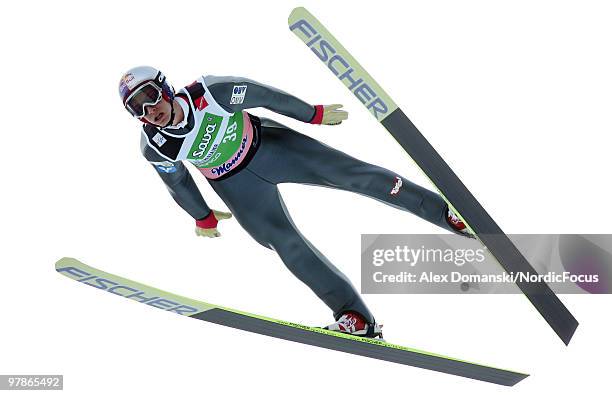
[205, 75, 346, 125]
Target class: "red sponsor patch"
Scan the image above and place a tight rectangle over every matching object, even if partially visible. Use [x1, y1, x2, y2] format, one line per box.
[194, 96, 208, 111]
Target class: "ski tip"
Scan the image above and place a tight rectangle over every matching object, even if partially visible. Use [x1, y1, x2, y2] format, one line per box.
[288, 6, 312, 26]
[55, 257, 81, 271]
[289, 6, 307, 19]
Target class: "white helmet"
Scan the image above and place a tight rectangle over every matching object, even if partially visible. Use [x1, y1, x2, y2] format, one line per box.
[118, 66, 175, 125]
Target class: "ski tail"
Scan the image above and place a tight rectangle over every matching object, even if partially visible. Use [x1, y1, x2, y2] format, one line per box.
[55, 257, 528, 386]
[383, 109, 579, 344]
[193, 309, 528, 386]
[288, 7, 578, 344]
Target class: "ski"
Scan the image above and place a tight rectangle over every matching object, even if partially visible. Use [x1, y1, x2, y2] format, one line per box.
[56, 257, 527, 386]
[288, 7, 578, 345]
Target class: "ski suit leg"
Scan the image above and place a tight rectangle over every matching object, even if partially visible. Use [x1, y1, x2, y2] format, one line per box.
[248, 120, 454, 232]
[208, 168, 375, 323]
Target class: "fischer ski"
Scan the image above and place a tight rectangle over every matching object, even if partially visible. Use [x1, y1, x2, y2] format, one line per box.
[56, 257, 527, 386]
[288, 7, 578, 345]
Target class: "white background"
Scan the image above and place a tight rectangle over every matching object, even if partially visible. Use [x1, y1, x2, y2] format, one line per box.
[1, 0, 610, 394]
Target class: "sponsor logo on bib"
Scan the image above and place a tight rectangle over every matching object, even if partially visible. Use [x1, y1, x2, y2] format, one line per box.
[189, 113, 223, 162]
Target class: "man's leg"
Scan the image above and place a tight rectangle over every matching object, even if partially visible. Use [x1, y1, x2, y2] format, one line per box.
[249, 121, 455, 232]
[209, 168, 375, 322]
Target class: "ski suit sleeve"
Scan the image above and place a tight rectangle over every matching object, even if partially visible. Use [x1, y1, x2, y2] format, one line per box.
[140, 134, 211, 221]
[204, 75, 321, 123]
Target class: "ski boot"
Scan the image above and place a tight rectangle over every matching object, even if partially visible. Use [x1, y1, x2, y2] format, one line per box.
[324, 311, 383, 339]
[446, 207, 475, 239]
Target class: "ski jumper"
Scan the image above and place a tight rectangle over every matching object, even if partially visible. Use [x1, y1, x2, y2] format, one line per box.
[140, 75, 455, 323]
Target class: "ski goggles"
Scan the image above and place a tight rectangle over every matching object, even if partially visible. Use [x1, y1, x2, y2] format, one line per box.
[124, 81, 163, 118]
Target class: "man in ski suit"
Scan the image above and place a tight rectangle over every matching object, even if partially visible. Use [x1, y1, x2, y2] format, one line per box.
[119, 66, 469, 337]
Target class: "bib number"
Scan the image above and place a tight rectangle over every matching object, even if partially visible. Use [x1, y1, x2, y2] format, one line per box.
[223, 121, 238, 143]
